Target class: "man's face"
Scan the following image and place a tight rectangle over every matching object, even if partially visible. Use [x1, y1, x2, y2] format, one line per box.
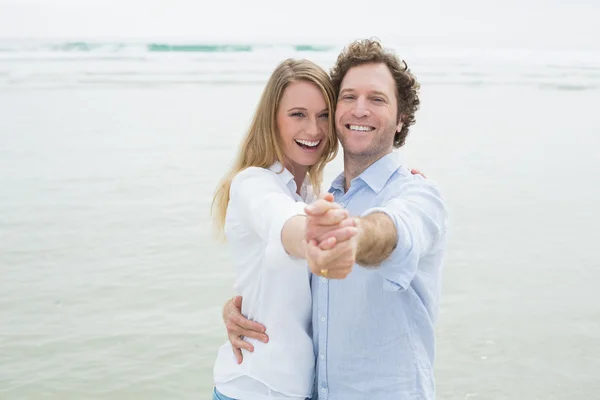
[335, 63, 402, 159]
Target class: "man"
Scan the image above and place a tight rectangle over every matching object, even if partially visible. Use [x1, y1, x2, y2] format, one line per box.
[222, 39, 448, 399]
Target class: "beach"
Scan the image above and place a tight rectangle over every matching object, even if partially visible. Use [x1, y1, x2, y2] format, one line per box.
[1, 41, 599, 399]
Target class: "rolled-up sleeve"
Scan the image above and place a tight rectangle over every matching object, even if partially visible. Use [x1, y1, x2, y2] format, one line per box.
[361, 180, 448, 291]
[229, 167, 307, 266]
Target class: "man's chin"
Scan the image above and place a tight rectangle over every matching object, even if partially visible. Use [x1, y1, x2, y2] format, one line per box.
[342, 145, 369, 157]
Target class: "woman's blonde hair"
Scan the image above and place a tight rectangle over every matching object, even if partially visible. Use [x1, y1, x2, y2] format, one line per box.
[211, 58, 338, 238]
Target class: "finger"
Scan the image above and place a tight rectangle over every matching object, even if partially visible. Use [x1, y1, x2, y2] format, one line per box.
[306, 212, 353, 241]
[233, 314, 267, 334]
[310, 240, 355, 270]
[319, 193, 335, 202]
[232, 295, 243, 309]
[307, 240, 323, 272]
[233, 347, 243, 364]
[225, 314, 268, 343]
[339, 217, 357, 228]
[308, 208, 348, 226]
[308, 241, 354, 276]
[229, 319, 268, 343]
[305, 199, 341, 216]
[311, 218, 357, 242]
[317, 236, 337, 250]
[317, 227, 358, 245]
[306, 201, 341, 217]
[230, 335, 254, 353]
[236, 327, 269, 343]
[307, 240, 331, 276]
[411, 168, 427, 179]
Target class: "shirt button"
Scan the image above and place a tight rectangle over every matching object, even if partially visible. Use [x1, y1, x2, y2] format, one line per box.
[320, 277, 327, 283]
[321, 387, 327, 393]
[321, 316, 326, 322]
[320, 353, 325, 360]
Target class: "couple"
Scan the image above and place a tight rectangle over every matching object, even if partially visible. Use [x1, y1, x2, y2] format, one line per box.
[211, 39, 448, 400]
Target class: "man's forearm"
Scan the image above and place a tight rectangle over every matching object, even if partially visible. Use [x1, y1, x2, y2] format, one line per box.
[356, 212, 398, 267]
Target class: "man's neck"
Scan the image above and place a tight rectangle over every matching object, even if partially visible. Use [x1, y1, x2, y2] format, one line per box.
[343, 150, 392, 192]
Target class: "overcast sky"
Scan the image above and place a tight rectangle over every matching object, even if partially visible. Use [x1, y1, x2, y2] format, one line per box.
[0, 0, 597, 50]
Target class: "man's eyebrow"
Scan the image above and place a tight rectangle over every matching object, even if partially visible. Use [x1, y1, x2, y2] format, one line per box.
[340, 88, 390, 99]
[371, 90, 389, 99]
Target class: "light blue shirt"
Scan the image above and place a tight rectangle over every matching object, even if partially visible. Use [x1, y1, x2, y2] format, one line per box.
[311, 151, 448, 400]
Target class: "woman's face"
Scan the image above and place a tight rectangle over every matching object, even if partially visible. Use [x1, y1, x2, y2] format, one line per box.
[276, 80, 330, 172]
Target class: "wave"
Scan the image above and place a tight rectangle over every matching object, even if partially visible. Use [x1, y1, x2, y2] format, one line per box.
[0, 41, 336, 54]
[1, 40, 599, 91]
[147, 43, 252, 52]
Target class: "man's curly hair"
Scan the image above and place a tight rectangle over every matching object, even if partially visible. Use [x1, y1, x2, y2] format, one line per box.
[330, 39, 420, 148]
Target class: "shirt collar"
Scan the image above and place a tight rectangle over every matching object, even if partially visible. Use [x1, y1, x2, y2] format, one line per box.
[329, 172, 346, 194]
[329, 151, 405, 195]
[269, 161, 309, 200]
[359, 151, 404, 194]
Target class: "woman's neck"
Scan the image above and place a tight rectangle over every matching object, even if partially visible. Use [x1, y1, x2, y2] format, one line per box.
[284, 161, 307, 195]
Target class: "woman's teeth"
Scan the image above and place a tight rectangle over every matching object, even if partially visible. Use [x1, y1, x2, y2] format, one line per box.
[295, 139, 320, 147]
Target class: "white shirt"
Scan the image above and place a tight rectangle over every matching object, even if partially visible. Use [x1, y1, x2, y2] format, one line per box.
[213, 162, 315, 400]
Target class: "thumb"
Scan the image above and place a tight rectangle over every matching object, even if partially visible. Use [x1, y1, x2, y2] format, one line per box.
[319, 193, 334, 202]
[232, 295, 243, 309]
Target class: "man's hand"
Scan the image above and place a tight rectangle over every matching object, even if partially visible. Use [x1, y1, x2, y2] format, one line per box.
[411, 168, 426, 178]
[304, 193, 357, 245]
[306, 234, 358, 279]
[305, 193, 358, 279]
[222, 295, 268, 364]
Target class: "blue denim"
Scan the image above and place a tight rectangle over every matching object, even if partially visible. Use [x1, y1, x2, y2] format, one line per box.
[213, 388, 236, 400]
[212, 387, 314, 400]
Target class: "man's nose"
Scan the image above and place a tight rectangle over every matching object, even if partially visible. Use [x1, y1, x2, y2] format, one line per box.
[352, 97, 370, 118]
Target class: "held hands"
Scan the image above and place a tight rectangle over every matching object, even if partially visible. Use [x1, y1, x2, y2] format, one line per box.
[302, 169, 425, 279]
[304, 193, 359, 280]
[221, 169, 427, 364]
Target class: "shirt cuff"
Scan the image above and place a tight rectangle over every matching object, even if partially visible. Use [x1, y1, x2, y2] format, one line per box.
[360, 207, 419, 291]
[264, 202, 308, 267]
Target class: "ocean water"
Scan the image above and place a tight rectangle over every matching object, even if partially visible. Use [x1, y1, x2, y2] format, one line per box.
[1, 40, 599, 399]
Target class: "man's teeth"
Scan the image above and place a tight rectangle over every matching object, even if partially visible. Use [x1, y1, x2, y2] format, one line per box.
[348, 125, 374, 132]
[295, 139, 320, 147]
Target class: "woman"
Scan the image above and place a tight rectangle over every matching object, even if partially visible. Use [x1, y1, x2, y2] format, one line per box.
[210, 59, 358, 400]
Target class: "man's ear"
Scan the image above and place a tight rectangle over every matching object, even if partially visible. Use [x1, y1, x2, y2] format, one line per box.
[396, 112, 406, 133]
[396, 116, 404, 133]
